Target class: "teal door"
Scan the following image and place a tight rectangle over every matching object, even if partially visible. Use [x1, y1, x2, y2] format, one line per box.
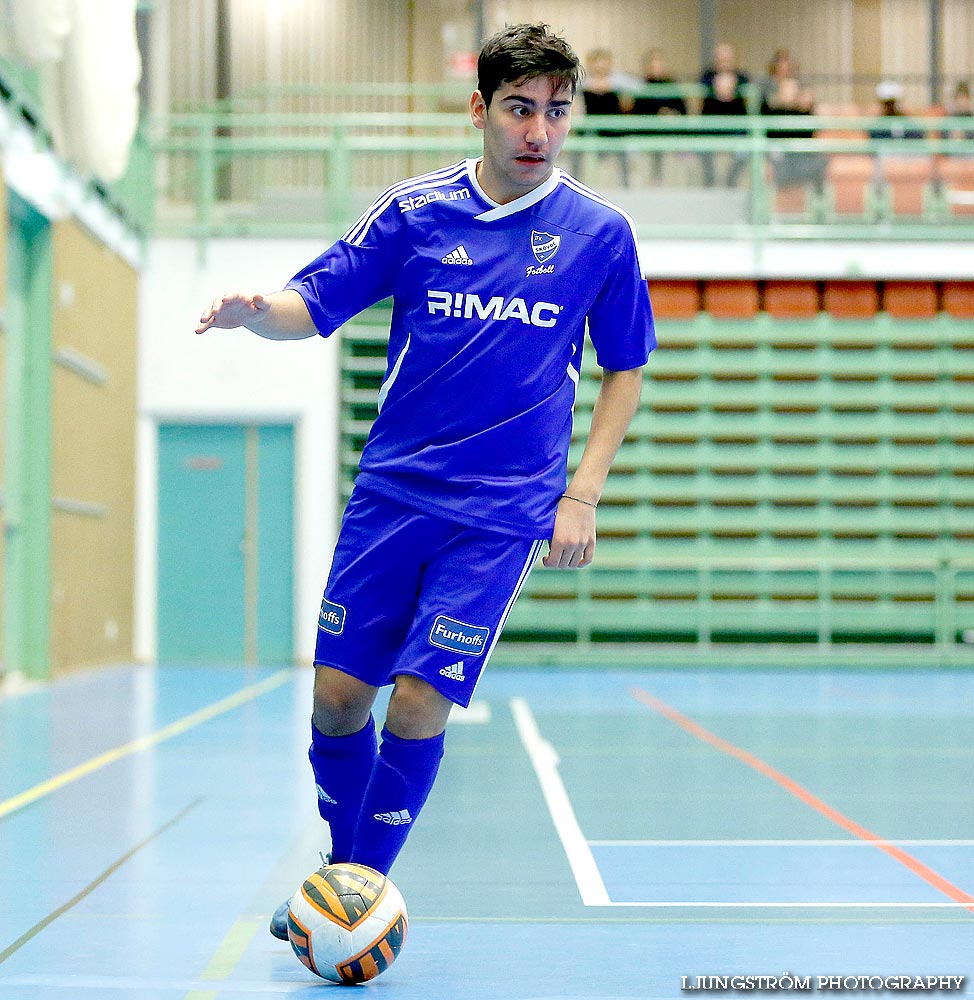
[157, 424, 294, 664]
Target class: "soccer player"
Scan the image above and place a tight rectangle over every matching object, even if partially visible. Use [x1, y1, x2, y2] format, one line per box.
[195, 22, 655, 939]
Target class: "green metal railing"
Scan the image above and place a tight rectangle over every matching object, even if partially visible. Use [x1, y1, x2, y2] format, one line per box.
[152, 106, 974, 241]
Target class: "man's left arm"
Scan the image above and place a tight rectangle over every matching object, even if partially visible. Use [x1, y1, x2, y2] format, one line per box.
[543, 366, 643, 569]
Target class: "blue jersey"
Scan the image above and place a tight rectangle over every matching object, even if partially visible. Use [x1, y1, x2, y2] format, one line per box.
[287, 158, 655, 537]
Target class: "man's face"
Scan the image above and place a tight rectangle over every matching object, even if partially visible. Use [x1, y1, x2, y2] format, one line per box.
[470, 75, 573, 204]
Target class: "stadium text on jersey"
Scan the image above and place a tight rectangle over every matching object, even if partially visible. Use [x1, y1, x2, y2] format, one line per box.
[397, 188, 471, 213]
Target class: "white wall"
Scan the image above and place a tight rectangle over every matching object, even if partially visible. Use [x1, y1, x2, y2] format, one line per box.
[136, 237, 344, 663]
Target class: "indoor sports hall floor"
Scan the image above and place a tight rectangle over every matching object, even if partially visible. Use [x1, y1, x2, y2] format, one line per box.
[2, 663, 972, 999]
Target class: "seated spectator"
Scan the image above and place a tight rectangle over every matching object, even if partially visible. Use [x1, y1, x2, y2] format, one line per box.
[699, 42, 751, 187]
[871, 81, 925, 141]
[761, 74, 825, 190]
[578, 48, 634, 186]
[632, 48, 688, 181]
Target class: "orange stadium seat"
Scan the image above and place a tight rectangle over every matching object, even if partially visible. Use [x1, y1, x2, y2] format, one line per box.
[938, 157, 974, 217]
[880, 156, 936, 217]
[884, 281, 938, 318]
[647, 280, 700, 319]
[702, 280, 759, 318]
[764, 280, 820, 318]
[942, 281, 974, 318]
[825, 147, 875, 217]
[824, 281, 879, 318]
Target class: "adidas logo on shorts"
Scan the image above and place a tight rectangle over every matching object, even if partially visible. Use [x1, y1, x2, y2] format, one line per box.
[439, 661, 466, 682]
[441, 245, 474, 265]
[374, 809, 413, 826]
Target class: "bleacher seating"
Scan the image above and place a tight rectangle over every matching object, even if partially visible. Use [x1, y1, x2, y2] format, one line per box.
[338, 283, 974, 660]
[938, 157, 974, 217]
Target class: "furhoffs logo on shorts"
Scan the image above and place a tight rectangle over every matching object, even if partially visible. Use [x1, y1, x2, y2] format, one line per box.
[428, 615, 490, 656]
[318, 598, 346, 635]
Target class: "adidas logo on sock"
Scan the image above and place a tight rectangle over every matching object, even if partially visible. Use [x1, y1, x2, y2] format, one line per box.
[316, 784, 338, 805]
[374, 809, 413, 826]
[441, 245, 474, 265]
[439, 661, 466, 682]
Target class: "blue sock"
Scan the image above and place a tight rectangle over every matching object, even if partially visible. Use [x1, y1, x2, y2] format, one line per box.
[350, 727, 446, 874]
[308, 716, 377, 864]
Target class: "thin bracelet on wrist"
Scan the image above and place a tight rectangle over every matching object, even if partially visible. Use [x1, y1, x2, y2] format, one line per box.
[562, 493, 598, 508]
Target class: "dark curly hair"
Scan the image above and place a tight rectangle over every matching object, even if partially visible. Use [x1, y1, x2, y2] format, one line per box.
[477, 23, 582, 109]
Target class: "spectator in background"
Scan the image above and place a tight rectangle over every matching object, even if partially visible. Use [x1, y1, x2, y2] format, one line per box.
[699, 42, 751, 187]
[578, 48, 634, 186]
[761, 72, 825, 191]
[762, 48, 799, 104]
[871, 81, 925, 141]
[944, 81, 974, 141]
[632, 48, 687, 182]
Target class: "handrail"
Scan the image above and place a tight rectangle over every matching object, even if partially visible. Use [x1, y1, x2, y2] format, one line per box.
[150, 107, 974, 241]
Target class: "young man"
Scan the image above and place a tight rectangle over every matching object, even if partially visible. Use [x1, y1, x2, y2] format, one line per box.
[195, 23, 655, 939]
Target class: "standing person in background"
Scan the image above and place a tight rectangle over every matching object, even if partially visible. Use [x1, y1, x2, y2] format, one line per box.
[761, 49, 799, 107]
[944, 81, 974, 141]
[699, 42, 751, 188]
[195, 22, 654, 939]
[761, 61, 824, 193]
[578, 48, 634, 186]
[632, 48, 687, 182]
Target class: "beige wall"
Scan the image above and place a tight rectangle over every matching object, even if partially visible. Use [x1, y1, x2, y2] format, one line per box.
[489, 0, 701, 81]
[161, 0, 970, 109]
[50, 221, 137, 674]
[943, 0, 974, 94]
[881, 0, 930, 108]
[720, 0, 855, 105]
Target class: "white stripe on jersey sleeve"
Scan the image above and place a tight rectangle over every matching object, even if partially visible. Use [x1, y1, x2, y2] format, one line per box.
[558, 174, 648, 278]
[342, 162, 469, 246]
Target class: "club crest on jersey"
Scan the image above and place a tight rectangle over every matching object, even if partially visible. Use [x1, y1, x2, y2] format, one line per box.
[531, 230, 561, 264]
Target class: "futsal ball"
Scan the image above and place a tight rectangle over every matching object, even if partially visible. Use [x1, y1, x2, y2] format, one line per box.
[286, 862, 408, 984]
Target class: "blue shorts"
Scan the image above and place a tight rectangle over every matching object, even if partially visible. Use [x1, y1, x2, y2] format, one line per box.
[314, 487, 544, 707]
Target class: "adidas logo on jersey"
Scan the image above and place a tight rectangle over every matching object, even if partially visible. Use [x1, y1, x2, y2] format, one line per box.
[439, 661, 466, 682]
[374, 809, 413, 826]
[441, 245, 474, 265]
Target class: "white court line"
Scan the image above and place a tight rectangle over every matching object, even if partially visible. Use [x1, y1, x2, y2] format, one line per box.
[589, 839, 974, 848]
[509, 697, 611, 906]
[449, 700, 491, 725]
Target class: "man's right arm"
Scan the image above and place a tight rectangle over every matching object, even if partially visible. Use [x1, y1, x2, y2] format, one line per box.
[195, 288, 317, 340]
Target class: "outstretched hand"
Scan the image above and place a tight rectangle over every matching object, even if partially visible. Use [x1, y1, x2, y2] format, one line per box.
[195, 292, 271, 335]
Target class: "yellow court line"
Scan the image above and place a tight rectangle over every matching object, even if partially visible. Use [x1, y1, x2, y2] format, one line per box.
[0, 670, 293, 820]
[184, 918, 264, 1000]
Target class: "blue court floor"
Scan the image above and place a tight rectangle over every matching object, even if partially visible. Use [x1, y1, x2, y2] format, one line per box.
[2, 664, 973, 999]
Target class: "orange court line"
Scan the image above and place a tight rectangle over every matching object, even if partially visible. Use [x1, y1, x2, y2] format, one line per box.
[630, 686, 974, 912]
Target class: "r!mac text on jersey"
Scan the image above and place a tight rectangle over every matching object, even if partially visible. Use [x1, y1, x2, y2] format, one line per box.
[427, 290, 562, 327]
